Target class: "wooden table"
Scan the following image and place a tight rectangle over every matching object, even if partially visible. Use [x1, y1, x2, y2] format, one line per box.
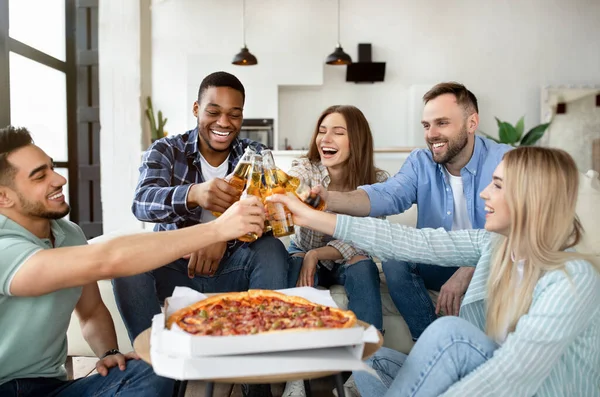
[134, 320, 383, 397]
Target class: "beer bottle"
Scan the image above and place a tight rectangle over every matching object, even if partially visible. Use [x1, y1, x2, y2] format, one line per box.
[237, 154, 263, 243]
[259, 183, 272, 233]
[261, 150, 295, 238]
[211, 146, 256, 217]
[262, 151, 326, 211]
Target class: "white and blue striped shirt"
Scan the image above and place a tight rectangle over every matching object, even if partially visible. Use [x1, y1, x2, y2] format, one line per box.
[334, 215, 600, 397]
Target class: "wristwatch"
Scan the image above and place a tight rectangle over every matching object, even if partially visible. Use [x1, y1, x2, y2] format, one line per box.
[100, 349, 121, 359]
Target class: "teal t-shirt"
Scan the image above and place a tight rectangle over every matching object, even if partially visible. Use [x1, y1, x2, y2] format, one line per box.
[0, 214, 86, 386]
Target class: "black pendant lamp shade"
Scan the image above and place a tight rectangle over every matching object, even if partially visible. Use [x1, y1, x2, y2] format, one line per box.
[232, 0, 257, 66]
[232, 46, 258, 66]
[326, 44, 352, 65]
[326, 0, 352, 65]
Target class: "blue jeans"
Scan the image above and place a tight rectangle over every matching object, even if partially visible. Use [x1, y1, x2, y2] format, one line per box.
[112, 235, 289, 342]
[382, 260, 458, 340]
[354, 316, 499, 397]
[287, 242, 383, 331]
[0, 360, 174, 397]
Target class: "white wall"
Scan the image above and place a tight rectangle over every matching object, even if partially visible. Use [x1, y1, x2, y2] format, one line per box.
[151, 0, 600, 150]
[99, 0, 147, 233]
[99, 0, 600, 231]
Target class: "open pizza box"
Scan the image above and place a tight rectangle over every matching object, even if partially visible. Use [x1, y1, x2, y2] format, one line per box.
[154, 286, 379, 357]
[149, 287, 377, 380]
[149, 337, 371, 380]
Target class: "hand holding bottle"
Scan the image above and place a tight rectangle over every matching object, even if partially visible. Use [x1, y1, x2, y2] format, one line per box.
[212, 197, 265, 242]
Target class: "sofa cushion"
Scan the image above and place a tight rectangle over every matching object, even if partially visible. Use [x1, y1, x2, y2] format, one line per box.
[329, 262, 439, 355]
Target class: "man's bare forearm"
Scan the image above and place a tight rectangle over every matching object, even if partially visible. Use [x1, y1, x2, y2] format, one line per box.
[79, 304, 119, 357]
[11, 222, 224, 296]
[327, 189, 371, 216]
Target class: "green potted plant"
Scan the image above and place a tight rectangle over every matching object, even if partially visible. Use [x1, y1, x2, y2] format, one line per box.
[146, 96, 168, 142]
[480, 116, 551, 147]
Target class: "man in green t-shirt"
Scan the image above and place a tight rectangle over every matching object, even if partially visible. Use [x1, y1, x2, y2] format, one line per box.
[0, 126, 267, 396]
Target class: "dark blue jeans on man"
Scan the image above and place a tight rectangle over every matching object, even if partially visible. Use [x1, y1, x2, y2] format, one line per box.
[382, 260, 458, 340]
[0, 360, 174, 397]
[112, 235, 289, 342]
[112, 235, 288, 397]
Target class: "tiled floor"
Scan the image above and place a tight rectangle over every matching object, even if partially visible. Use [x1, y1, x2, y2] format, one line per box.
[70, 356, 339, 396]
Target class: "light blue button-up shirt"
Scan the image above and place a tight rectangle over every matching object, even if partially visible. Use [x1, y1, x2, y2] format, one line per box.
[360, 136, 512, 230]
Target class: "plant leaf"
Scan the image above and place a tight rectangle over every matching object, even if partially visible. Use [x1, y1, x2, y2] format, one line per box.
[146, 109, 157, 138]
[498, 122, 519, 144]
[515, 116, 525, 141]
[478, 131, 500, 143]
[520, 122, 551, 146]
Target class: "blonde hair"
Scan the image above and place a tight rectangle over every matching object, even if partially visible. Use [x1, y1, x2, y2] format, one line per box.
[486, 147, 597, 340]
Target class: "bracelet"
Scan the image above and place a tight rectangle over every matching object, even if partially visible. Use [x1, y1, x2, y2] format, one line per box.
[100, 349, 120, 359]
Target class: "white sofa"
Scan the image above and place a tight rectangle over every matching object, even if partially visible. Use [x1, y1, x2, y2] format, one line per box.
[66, 170, 600, 360]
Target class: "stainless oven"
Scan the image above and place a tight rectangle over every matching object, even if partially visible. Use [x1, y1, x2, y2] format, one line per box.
[239, 118, 274, 149]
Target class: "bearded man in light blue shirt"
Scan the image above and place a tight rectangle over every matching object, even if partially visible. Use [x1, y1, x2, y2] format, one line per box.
[320, 82, 512, 340]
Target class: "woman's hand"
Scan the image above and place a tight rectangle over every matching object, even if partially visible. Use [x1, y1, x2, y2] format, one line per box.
[213, 196, 265, 242]
[297, 250, 319, 287]
[267, 193, 338, 236]
[266, 193, 318, 228]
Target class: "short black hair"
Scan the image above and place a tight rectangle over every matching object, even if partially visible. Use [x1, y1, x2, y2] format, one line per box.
[197, 71, 245, 104]
[0, 125, 34, 186]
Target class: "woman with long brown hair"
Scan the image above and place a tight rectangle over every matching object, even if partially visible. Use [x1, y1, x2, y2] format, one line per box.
[272, 146, 599, 397]
[286, 105, 387, 324]
[283, 105, 387, 396]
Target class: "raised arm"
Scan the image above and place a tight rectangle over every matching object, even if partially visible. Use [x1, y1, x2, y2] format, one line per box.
[333, 215, 487, 267]
[131, 141, 196, 223]
[325, 190, 372, 217]
[358, 154, 419, 217]
[267, 193, 488, 268]
[5, 198, 265, 297]
[322, 153, 419, 217]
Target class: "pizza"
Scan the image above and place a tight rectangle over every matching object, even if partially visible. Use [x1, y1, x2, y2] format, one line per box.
[166, 290, 357, 336]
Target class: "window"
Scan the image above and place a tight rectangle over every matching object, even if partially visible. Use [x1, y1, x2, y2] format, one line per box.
[0, 0, 102, 238]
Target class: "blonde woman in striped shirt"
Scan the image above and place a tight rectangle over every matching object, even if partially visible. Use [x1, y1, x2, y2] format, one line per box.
[269, 146, 599, 397]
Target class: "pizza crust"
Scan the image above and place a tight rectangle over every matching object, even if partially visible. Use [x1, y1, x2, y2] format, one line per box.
[166, 289, 357, 334]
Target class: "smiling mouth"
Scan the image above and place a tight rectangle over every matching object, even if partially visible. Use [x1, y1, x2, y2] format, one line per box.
[212, 130, 231, 137]
[485, 206, 495, 214]
[321, 147, 338, 156]
[48, 191, 64, 200]
[431, 142, 447, 149]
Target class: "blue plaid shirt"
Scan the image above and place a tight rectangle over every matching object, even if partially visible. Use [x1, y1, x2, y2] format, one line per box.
[132, 127, 265, 255]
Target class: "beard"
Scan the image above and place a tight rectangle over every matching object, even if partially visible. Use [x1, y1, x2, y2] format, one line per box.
[428, 124, 469, 164]
[17, 192, 70, 220]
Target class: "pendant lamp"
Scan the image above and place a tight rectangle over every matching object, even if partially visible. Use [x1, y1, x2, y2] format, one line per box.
[232, 0, 258, 66]
[325, 0, 352, 65]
